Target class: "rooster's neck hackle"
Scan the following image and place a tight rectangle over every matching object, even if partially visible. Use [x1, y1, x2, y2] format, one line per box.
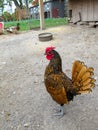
[45, 50, 63, 77]
[50, 50, 62, 65]
[49, 50, 62, 73]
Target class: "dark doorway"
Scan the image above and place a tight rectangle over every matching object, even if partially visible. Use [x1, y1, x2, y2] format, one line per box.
[44, 11, 50, 18]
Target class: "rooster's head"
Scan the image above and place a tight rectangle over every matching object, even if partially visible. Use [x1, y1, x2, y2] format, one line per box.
[45, 47, 55, 60]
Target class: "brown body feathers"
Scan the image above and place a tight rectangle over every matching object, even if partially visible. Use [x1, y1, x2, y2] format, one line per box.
[44, 48, 95, 106]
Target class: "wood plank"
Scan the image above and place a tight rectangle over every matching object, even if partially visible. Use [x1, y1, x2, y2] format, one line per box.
[72, 0, 81, 23]
[82, 0, 88, 21]
[76, 0, 82, 20]
[87, 0, 94, 21]
[68, 0, 74, 22]
[68, 0, 73, 10]
[93, 0, 98, 21]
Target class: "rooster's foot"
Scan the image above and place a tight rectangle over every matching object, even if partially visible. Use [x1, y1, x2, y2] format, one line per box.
[54, 105, 65, 118]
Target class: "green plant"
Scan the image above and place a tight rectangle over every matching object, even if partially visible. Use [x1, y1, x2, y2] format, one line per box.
[3, 12, 12, 21]
[4, 18, 68, 31]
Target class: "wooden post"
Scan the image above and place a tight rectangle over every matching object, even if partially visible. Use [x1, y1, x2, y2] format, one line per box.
[39, 0, 45, 30]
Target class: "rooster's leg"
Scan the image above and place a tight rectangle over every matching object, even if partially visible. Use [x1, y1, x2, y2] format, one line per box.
[54, 104, 65, 117]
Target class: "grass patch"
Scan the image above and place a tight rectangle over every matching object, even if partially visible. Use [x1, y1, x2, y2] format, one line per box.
[4, 18, 68, 31]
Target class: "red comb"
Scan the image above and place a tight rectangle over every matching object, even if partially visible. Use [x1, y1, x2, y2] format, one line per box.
[45, 46, 55, 53]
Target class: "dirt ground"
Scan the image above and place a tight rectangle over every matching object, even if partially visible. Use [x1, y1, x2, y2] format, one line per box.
[0, 25, 98, 130]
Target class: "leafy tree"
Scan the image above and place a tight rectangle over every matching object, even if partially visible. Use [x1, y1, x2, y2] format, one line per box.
[12, 0, 24, 9]
[11, 12, 17, 21]
[1, 0, 33, 20]
[0, 0, 4, 7]
[0, 0, 4, 14]
[8, 0, 33, 9]
[3, 11, 12, 21]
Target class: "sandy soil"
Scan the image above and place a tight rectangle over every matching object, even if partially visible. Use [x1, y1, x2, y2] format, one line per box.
[0, 25, 98, 130]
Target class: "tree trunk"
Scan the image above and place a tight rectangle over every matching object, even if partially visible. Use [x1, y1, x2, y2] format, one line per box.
[12, 0, 23, 9]
[25, 0, 29, 17]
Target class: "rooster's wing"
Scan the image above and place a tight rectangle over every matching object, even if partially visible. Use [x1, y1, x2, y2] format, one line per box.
[44, 72, 74, 105]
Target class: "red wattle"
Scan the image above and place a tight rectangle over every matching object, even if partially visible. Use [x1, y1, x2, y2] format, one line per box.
[46, 54, 54, 60]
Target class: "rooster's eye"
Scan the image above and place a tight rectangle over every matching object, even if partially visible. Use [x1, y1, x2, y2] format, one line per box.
[47, 51, 51, 55]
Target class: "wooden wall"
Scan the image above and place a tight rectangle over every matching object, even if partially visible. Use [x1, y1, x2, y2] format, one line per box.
[68, 0, 98, 23]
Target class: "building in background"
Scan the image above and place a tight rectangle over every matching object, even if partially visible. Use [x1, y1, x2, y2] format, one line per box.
[68, 0, 98, 24]
[30, 0, 65, 19]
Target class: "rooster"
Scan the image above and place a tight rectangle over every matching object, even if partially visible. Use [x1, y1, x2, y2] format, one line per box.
[44, 47, 95, 116]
